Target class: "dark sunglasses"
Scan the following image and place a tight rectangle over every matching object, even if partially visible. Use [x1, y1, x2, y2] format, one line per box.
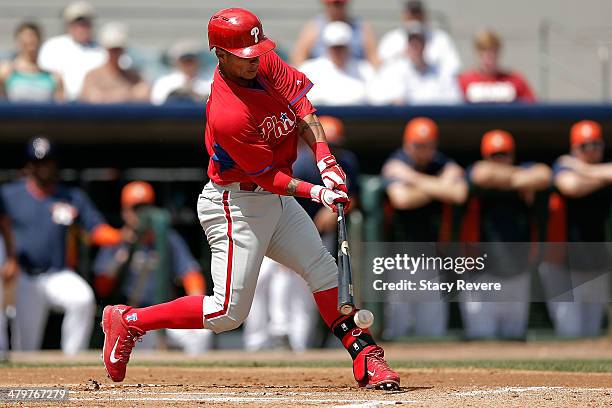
[578, 141, 603, 152]
[488, 151, 511, 159]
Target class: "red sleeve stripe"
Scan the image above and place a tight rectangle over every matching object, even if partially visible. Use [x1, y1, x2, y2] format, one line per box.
[204, 190, 234, 320]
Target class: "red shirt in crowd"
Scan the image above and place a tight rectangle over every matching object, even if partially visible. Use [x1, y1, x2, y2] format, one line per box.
[205, 51, 314, 185]
[458, 70, 536, 103]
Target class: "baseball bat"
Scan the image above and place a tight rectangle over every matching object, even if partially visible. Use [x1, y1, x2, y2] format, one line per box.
[337, 203, 355, 315]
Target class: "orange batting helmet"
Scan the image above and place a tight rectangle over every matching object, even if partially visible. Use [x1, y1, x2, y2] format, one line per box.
[481, 130, 515, 157]
[570, 120, 602, 147]
[319, 116, 345, 145]
[121, 181, 155, 208]
[404, 117, 438, 144]
[208, 8, 276, 58]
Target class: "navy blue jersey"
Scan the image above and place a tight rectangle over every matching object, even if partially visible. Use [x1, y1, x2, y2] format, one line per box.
[93, 229, 201, 306]
[293, 146, 360, 219]
[383, 148, 453, 242]
[0, 179, 104, 272]
[552, 158, 612, 242]
[465, 162, 534, 242]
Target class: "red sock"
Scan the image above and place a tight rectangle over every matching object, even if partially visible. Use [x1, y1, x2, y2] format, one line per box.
[313, 287, 344, 327]
[314, 287, 376, 361]
[124, 295, 205, 331]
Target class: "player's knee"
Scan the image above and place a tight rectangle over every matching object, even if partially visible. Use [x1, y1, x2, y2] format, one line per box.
[205, 303, 249, 333]
[304, 249, 338, 293]
[206, 315, 243, 333]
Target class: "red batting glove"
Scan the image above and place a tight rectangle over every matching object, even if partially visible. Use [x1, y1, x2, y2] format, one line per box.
[318, 155, 348, 193]
[310, 185, 350, 212]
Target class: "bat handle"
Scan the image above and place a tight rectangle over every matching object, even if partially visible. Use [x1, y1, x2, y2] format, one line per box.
[336, 202, 345, 216]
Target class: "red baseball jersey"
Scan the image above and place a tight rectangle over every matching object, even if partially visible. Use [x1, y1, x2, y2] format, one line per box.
[458, 70, 535, 103]
[205, 51, 315, 185]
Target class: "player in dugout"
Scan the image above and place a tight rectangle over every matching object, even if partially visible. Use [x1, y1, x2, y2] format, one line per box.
[93, 181, 212, 354]
[0, 136, 124, 355]
[539, 120, 612, 337]
[459, 130, 551, 339]
[381, 117, 467, 339]
[101, 7, 400, 390]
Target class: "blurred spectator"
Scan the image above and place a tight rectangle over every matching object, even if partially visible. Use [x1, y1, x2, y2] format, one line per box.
[0, 22, 64, 102]
[459, 30, 535, 103]
[369, 22, 461, 105]
[93, 181, 212, 354]
[299, 22, 374, 106]
[459, 130, 551, 339]
[0, 236, 6, 361]
[151, 40, 211, 105]
[38, 1, 107, 100]
[244, 116, 359, 351]
[378, 0, 461, 76]
[291, 0, 379, 68]
[381, 117, 467, 338]
[0, 216, 18, 361]
[244, 257, 315, 351]
[539, 120, 612, 337]
[0, 136, 123, 354]
[80, 22, 150, 103]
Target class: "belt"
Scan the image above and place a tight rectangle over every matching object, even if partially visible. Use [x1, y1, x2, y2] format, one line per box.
[214, 182, 262, 192]
[239, 182, 259, 191]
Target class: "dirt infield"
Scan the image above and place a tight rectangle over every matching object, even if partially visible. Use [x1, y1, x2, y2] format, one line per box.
[2, 340, 612, 407]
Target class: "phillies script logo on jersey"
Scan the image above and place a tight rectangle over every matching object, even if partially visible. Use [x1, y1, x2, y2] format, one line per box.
[259, 110, 297, 142]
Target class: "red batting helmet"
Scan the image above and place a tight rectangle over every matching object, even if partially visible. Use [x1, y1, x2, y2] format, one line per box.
[208, 8, 276, 58]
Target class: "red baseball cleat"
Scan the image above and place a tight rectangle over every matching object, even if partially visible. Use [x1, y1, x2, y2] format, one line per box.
[101, 305, 145, 382]
[354, 345, 401, 390]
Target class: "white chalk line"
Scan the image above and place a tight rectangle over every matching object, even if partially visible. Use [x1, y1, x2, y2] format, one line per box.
[70, 396, 417, 404]
[68, 388, 418, 404]
[454, 386, 612, 397]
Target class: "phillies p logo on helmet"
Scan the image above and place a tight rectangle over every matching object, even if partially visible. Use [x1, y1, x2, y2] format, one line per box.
[208, 8, 276, 58]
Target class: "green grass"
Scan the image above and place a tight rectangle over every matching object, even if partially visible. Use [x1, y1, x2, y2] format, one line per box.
[2, 359, 612, 373]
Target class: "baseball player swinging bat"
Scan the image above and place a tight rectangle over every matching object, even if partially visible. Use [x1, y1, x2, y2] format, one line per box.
[337, 203, 374, 329]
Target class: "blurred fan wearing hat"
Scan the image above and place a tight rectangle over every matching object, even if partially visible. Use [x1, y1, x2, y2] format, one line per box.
[380, 117, 467, 339]
[291, 0, 379, 68]
[0, 136, 124, 355]
[151, 39, 212, 105]
[79, 22, 150, 103]
[369, 20, 462, 105]
[298, 21, 375, 105]
[38, 1, 107, 100]
[378, 0, 461, 76]
[460, 130, 551, 340]
[540, 119, 612, 338]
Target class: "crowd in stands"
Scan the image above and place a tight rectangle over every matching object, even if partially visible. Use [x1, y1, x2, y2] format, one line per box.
[0, 0, 537, 106]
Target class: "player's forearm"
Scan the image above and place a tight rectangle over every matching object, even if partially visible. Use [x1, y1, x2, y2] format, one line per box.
[411, 172, 468, 204]
[470, 161, 517, 189]
[0, 216, 16, 258]
[583, 162, 612, 182]
[555, 172, 606, 198]
[387, 184, 432, 210]
[298, 113, 326, 146]
[510, 164, 552, 191]
[251, 168, 314, 198]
